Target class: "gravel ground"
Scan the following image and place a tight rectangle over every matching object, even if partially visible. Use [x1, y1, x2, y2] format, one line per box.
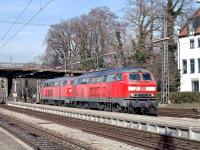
[158, 103, 200, 109]
[0, 107, 143, 150]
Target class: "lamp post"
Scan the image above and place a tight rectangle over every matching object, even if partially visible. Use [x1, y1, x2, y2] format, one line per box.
[64, 51, 67, 74]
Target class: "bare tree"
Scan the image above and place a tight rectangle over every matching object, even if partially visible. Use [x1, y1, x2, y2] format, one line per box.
[125, 0, 163, 65]
[42, 6, 126, 70]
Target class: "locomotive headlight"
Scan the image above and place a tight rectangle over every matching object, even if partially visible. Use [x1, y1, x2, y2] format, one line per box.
[146, 87, 156, 91]
[130, 93, 135, 97]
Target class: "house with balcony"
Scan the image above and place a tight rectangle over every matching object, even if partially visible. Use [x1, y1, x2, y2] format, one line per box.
[178, 8, 200, 92]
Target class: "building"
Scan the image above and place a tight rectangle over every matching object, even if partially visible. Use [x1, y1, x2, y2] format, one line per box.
[178, 9, 200, 92]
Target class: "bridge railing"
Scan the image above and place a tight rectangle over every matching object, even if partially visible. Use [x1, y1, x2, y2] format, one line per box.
[0, 62, 41, 70]
[0, 62, 82, 73]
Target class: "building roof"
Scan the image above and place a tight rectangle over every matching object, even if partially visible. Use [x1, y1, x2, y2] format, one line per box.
[179, 8, 200, 37]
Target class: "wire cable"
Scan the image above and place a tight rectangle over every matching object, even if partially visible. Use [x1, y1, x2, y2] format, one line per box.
[0, 20, 50, 27]
[0, 0, 32, 41]
[0, 0, 54, 49]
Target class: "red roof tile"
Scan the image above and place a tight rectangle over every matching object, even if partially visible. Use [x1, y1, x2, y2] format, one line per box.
[179, 8, 200, 37]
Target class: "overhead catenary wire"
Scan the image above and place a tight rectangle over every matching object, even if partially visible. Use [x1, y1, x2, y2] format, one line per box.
[0, 0, 33, 41]
[0, 0, 54, 49]
[0, 20, 50, 27]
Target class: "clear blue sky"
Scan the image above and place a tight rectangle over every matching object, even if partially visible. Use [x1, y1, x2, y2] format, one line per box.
[0, 0, 127, 63]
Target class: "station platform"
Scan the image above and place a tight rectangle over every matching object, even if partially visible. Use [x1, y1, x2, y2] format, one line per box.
[0, 127, 33, 150]
[8, 102, 200, 142]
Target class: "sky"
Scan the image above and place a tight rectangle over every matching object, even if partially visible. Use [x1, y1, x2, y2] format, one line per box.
[0, 0, 127, 63]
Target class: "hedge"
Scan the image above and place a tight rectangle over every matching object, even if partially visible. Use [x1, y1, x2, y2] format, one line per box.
[157, 92, 200, 104]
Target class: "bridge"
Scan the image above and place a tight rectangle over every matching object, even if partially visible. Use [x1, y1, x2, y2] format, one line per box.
[0, 62, 85, 98]
[0, 62, 84, 78]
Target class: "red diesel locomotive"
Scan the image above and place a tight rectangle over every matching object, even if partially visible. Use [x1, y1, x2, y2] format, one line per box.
[40, 77, 74, 105]
[40, 67, 157, 114]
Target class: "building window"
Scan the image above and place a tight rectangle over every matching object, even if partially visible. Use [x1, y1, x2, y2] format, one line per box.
[198, 59, 200, 73]
[189, 22, 194, 35]
[190, 59, 195, 73]
[198, 38, 200, 48]
[192, 81, 199, 92]
[182, 59, 187, 74]
[190, 39, 195, 48]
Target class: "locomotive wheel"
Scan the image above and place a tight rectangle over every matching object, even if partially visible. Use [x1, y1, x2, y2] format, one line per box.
[71, 101, 77, 108]
[64, 103, 70, 107]
[147, 107, 158, 116]
[112, 104, 122, 112]
[77, 102, 83, 108]
[98, 103, 105, 111]
[105, 103, 112, 111]
[128, 104, 135, 114]
[137, 108, 146, 115]
[83, 103, 89, 109]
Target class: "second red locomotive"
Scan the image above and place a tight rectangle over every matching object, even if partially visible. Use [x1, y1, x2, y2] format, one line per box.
[40, 67, 157, 114]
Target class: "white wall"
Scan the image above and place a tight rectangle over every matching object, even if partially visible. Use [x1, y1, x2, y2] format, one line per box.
[178, 35, 200, 91]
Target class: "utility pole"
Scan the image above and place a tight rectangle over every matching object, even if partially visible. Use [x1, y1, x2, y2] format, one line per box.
[150, 0, 153, 52]
[161, 16, 169, 104]
[95, 31, 99, 70]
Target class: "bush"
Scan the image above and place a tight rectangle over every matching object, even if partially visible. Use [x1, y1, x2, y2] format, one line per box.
[157, 92, 200, 104]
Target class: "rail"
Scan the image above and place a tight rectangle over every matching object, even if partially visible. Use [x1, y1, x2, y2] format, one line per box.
[7, 102, 200, 142]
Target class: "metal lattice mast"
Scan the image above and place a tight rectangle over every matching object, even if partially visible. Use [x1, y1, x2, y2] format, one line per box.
[161, 16, 169, 104]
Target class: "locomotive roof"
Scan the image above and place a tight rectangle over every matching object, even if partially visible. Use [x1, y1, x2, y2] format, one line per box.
[44, 76, 74, 83]
[77, 67, 150, 79]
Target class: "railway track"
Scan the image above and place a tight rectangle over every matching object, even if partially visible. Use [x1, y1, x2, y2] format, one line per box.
[158, 107, 200, 119]
[0, 108, 94, 150]
[1, 104, 200, 150]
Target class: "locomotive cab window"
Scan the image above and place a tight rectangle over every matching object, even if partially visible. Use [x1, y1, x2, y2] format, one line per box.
[97, 76, 104, 82]
[54, 81, 60, 86]
[105, 74, 115, 82]
[73, 79, 78, 85]
[90, 77, 98, 84]
[81, 78, 89, 84]
[63, 81, 67, 86]
[142, 73, 152, 80]
[116, 73, 122, 81]
[129, 73, 140, 80]
[77, 78, 81, 85]
[46, 83, 50, 87]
